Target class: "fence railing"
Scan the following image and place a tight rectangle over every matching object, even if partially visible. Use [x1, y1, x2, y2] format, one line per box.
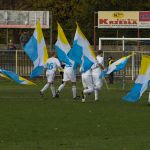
[0, 50, 150, 78]
[0, 50, 33, 76]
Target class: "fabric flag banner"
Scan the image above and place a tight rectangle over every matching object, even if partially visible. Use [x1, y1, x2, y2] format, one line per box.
[24, 20, 48, 78]
[100, 55, 132, 78]
[0, 69, 36, 85]
[55, 23, 72, 66]
[68, 23, 96, 72]
[123, 55, 150, 102]
[0, 73, 10, 80]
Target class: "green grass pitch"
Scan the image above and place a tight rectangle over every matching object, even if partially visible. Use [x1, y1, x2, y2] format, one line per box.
[0, 79, 150, 150]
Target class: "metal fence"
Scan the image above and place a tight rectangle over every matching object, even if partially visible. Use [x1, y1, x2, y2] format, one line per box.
[0, 50, 32, 76]
[0, 50, 150, 79]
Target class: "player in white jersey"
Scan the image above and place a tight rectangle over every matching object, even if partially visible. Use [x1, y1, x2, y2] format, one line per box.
[81, 68, 94, 102]
[91, 50, 105, 101]
[55, 60, 79, 99]
[40, 51, 62, 98]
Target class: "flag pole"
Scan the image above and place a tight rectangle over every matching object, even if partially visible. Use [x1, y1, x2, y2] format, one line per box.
[103, 77, 109, 90]
[148, 92, 150, 105]
[122, 36, 125, 90]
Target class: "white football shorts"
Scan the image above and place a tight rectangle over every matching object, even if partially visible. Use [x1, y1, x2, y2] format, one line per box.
[92, 68, 103, 90]
[82, 73, 93, 89]
[46, 71, 55, 83]
[63, 67, 76, 82]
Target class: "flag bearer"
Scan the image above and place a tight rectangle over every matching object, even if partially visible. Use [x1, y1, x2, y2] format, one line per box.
[40, 51, 62, 98]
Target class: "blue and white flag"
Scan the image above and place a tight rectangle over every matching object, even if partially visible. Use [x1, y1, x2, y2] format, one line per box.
[68, 23, 96, 72]
[123, 55, 150, 102]
[24, 20, 48, 78]
[55, 23, 72, 66]
[100, 55, 132, 78]
[0, 69, 36, 85]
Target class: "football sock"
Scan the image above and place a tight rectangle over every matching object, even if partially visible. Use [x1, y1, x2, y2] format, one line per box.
[50, 84, 56, 97]
[41, 83, 50, 93]
[72, 85, 76, 98]
[58, 83, 66, 92]
[94, 89, 98, 101]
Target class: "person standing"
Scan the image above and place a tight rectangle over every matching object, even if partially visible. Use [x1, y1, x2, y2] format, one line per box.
[7, 40, 16, 51]
[40, 51, 62, 98]
[108, 56, 114, 84]
[7, 40, 16, 71]
[19, 30, 30, 48]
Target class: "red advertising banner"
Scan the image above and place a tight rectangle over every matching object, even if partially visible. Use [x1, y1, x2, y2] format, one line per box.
[139, 12, 150, 21]
[139, 11, 150, 28]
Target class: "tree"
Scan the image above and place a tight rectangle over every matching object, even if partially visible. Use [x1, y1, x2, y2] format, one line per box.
[1, 0, 150, 44]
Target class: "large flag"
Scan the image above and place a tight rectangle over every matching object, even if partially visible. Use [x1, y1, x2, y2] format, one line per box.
[100, 55, 132, 78]
[55, 23, 72, 66]
[24, 20, 48, 78]
[0, 73, 10, 80]
[123, 55, 150, 102]
[68, 23, 96, 72]
[0, 69, 36, 85]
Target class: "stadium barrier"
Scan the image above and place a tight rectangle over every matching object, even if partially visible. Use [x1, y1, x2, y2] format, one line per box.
[0, 50, 150, 79]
